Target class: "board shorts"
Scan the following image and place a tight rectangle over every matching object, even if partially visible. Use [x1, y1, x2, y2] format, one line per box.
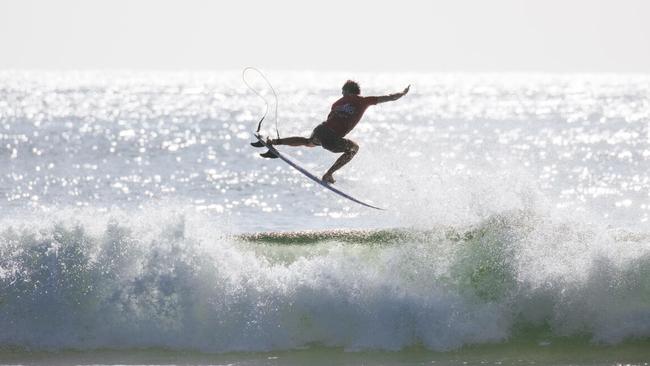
[310, 123, 350, 153]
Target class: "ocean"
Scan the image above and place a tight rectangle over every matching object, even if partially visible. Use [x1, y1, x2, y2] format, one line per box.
[0, 70, 649, 365]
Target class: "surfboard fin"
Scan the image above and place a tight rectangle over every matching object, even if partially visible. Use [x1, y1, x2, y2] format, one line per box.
[260, 150, 279, 159]
[250, 140, 265, 148]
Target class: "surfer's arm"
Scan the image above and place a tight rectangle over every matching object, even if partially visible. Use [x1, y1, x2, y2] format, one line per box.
[374, 85, 410, 104]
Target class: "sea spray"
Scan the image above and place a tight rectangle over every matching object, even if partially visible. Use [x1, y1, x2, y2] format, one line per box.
[1, 208, 649, 352]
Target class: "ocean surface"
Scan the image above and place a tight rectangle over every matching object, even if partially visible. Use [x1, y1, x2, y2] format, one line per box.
[0, 70, 649, 365]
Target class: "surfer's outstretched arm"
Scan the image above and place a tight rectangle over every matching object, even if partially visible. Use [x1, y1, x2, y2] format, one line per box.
[375, 85, 410, 104]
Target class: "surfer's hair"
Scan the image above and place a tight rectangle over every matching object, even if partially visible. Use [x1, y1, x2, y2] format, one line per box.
[342, 80, 360, 95]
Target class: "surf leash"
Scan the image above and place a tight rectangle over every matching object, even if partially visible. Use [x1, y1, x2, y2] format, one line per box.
[242, 67, 280, 139]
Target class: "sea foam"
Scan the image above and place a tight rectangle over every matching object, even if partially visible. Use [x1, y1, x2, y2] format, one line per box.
[1, 207, 649, 352]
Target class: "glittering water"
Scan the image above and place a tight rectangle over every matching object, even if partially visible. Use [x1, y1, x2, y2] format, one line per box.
[1, 71, 648, 230]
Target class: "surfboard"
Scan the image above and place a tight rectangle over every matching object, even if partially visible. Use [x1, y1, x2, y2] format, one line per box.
[253, 133, 384, 210]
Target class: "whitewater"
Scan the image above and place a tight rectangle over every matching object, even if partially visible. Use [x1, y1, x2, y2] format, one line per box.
[0, 71, 649, 364]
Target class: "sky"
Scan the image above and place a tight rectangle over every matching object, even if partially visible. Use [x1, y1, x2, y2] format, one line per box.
[1, 0, 649, 72]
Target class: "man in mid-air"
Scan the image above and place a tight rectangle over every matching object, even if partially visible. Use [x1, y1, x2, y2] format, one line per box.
[256, 80, 410, 184]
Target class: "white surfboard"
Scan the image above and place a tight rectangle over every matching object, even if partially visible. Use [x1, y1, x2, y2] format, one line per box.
[254, 133, 384, 210]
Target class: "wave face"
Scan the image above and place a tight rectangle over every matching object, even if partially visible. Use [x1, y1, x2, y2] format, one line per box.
[1, 210, 649, 352]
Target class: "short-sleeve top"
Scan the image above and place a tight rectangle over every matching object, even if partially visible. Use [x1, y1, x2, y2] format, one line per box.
[322, 95, 379, 138]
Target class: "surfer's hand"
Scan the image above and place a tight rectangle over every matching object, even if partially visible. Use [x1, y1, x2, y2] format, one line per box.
[401, 85, 410, 96]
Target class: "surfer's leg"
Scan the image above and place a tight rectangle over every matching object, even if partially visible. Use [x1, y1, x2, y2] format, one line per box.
[322, 140, 358, 184]
[270, 137, 316, 147]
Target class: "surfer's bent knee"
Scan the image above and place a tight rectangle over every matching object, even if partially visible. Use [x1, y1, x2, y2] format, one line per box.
[345, 141, 359, 155]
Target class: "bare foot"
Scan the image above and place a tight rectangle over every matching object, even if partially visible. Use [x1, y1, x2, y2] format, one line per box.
[322, 173, 335, 184]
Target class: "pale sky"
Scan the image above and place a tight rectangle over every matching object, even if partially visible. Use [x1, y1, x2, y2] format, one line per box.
[1, 0, 649, 72]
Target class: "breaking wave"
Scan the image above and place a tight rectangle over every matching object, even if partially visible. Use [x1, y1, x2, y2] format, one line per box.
[1, 208, 649, 352]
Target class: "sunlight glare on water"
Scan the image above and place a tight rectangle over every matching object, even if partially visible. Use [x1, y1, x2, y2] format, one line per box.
[0, 71, 649, 231]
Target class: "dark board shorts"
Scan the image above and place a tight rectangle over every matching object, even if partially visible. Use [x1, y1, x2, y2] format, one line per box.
[310, 123, 349, 153]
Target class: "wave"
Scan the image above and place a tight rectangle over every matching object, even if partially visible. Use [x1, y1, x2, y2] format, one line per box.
[1, 209, 650, 352]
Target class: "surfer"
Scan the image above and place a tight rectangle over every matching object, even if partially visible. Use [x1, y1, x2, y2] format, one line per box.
[258, 80, 410, 184]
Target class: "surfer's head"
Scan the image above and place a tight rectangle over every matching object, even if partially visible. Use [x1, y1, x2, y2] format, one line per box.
[342, 80, 360, 96]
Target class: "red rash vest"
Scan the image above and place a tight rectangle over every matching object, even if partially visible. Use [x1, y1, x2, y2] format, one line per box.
[323, 95, 379, 137]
